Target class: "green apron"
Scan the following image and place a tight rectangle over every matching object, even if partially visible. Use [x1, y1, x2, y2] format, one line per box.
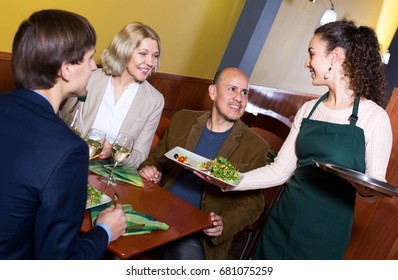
[254, 93, 365, 259]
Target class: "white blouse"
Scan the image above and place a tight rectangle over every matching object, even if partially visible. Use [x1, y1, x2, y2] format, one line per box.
[92, 77, 139, 143]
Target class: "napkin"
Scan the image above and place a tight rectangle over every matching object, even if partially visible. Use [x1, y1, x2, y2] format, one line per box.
[89, 161, 144, 187]
[90, 203, 169, 236]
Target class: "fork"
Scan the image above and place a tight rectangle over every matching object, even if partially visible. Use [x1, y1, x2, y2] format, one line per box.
[112, 187, 119, 205]
[104, 183, 119, 205]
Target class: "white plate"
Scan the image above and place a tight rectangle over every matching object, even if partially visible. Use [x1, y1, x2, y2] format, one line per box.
[165, 146, 243, 188]
[86, 194, 112, 209]
[315, 161, 398, 197]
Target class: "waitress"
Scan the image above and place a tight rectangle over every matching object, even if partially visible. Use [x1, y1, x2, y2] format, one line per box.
[224, 20, 392, 259]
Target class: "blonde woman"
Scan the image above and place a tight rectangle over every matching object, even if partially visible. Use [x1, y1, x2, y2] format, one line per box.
[60, 22, 164, 168]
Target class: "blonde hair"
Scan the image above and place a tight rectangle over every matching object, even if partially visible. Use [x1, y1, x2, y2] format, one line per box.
[101, 22, 161, 76]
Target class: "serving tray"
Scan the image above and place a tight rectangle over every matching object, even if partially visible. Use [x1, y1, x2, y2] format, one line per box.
[315, 161, 398, 197]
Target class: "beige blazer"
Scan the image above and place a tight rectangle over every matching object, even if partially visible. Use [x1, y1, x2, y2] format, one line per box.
[60, 69, 164, 168]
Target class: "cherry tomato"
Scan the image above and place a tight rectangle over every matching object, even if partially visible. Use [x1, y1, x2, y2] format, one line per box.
[177, 156, 187, 163]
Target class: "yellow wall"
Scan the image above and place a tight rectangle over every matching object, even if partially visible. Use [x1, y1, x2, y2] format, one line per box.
[376, 0, 398, 53]
[0, 0, 245, 79]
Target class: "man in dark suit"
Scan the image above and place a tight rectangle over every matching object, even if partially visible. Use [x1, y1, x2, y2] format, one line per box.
[0, 9, 126, 259]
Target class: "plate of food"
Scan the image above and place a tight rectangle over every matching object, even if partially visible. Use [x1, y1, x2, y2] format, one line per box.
[86, 183, 112, 209]
[165, 146, 243, 189]
[315, 161, 398, 197]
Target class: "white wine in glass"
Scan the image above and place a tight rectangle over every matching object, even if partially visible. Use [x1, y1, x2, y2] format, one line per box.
[85, 128, 106, 160]
[62, 98, 84, 137]
[102, 133, 134, 187]
[112, 145, 131, 163]
[64, 114, 82, 136]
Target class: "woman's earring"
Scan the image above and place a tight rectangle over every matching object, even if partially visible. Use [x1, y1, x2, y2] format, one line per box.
[324, 66, 332, 80]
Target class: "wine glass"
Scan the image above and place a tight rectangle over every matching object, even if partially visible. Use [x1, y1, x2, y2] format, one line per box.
[64, 113, 82, 136]
[101, 133, 134, 187]
[62, 99, 84, 137]
[84, 128, 106, 160]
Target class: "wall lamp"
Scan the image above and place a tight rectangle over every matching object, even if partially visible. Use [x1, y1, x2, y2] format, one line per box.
[309, 0, 337, 25]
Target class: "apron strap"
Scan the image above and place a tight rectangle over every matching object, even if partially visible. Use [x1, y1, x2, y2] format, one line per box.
[307, 92, 328, 119]
[307, 92, 360, 126]
[349, 95, 360, 126]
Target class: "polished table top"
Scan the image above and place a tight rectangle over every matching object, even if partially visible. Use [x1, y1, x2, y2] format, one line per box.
[81, 173, 212, 259]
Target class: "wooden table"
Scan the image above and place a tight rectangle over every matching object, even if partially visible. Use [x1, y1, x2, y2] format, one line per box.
[81, 174, 212, 259]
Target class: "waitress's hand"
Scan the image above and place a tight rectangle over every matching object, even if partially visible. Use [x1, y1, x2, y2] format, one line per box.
[193, 171, 229, 190]
[99, 140, 112, 160]
[350, 181, 391, 201]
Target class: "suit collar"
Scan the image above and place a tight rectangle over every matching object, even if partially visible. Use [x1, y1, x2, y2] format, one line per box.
[10, 89, 54, 113]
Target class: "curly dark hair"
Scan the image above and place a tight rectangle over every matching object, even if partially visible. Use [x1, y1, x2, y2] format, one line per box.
[314, 20, 386, 106]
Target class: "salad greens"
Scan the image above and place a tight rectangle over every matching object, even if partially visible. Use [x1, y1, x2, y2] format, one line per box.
[198, 156, 239, 182]
[87, 184, 102, 206]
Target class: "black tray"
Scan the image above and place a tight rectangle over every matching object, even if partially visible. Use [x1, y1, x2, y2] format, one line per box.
[315, 161, 398, 197]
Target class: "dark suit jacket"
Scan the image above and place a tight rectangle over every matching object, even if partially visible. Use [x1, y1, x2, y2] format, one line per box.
[0, 89, 108, 259]
[140, 109, 270, 259]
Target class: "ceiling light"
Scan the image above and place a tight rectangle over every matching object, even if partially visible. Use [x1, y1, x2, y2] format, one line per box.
[310, 0, 337, 25]
[320, 8, 337, 25]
